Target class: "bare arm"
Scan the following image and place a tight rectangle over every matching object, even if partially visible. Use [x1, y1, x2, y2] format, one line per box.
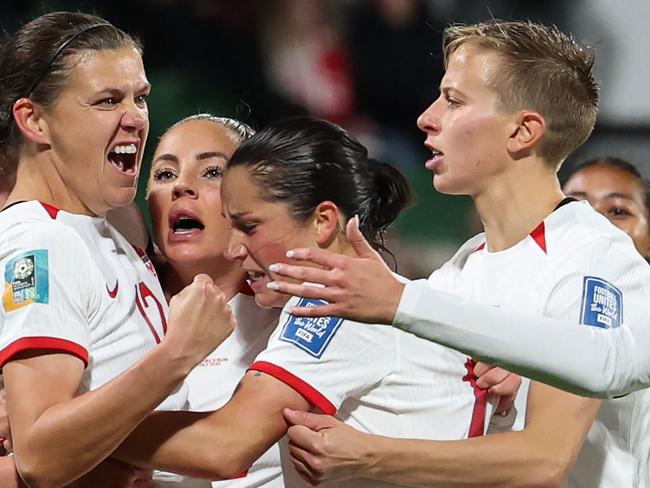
[4, 275, 233, 488]
[285, 382, 600, 488]
[0, 457, 23, 488]
[113, 371, 310, 479]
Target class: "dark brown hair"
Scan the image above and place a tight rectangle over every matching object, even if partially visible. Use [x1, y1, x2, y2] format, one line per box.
[0, 11, 141, 165]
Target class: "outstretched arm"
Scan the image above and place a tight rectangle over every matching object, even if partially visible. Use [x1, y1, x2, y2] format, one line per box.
[266, 217, 650, 398]
[113, 370, 310, 480]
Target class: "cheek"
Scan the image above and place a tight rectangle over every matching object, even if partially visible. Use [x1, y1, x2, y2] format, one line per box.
[147, 191, 166, 233]
[249, 239, 289, 269]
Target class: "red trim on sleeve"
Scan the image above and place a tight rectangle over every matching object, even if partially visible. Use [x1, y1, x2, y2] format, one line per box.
[39, 202, 60, 219]
[248, 361, 337, 415]
[0, 337, 89, 369]
[530, 221, 547, 254]
[462, 358, 488, 437]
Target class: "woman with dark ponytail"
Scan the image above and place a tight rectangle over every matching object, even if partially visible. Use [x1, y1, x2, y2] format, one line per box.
[107, 118, 501, 488]
[0, 11, 230, 487]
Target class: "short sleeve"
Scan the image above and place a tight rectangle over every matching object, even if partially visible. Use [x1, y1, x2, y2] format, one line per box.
[0, 224, 96, 368]
[250, 298, 395, 414]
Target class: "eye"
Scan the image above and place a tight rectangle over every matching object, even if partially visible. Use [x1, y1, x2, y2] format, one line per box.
[95, 97, 119, 107]
[445, 95, 461, 108]
[152, 167, 177, 182]
[233, 221, 257, 235]
[608, 207, 632, 218]
[135, 94, 148, 107]
[202, 165, 224, 180]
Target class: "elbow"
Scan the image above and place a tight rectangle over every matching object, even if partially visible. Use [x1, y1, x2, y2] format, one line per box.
[523, 454, 572, 488]
[14, 453, 73, 488]
[190, 450, 252, 480]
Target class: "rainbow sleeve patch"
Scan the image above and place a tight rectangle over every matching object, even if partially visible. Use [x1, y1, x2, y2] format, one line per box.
[3, 250, 49, 312]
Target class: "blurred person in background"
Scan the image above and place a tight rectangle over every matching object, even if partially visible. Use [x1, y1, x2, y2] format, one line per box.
[563, 157, 650, 259]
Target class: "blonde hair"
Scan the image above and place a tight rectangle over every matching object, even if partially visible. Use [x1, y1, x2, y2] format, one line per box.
[444, 20, 599, 166]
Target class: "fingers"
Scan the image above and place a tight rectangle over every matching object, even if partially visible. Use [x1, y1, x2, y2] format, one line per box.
[285, 247, 349, 269]
[475, 364, 509, 390]
[284, 408, 336, 431]
[269, 263, 333, 286]
[345, 215, 381, 260]
[288, 442, 323, 486]
[488, 373, 522, 397]
[267, 281, 337, 304]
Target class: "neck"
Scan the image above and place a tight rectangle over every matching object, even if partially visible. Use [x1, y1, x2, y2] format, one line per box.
[7, 151, 93, 215]
[159, 256, 245, 303]
[474, 158, 565, 252]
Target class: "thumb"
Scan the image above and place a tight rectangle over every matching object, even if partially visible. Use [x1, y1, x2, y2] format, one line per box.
[283, 408, 335, 431]
[346, 215, 380, 259]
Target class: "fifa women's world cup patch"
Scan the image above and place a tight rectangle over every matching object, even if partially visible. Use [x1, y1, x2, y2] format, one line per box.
[579, 276, 622, 329]
[280, 298, 344, 358]
[2, 250, 49, 312]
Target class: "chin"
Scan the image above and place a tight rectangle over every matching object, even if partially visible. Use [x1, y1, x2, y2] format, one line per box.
[105, 190, 138, 210]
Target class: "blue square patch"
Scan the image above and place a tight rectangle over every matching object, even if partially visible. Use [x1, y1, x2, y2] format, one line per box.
[280, 298, 344, 358]
[3, 250, 49, 312]
[580, 276, 622, 329]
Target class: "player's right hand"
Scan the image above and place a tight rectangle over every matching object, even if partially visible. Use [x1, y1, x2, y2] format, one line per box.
[164, 274, 235, 368]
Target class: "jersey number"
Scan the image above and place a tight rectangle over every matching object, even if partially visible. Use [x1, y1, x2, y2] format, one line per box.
[135, 282, 168, 344]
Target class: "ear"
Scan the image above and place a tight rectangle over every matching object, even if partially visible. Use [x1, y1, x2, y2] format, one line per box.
[12, 98, 50, 146]
[506, 111, 546, 156]
[313, 200, 341, 247]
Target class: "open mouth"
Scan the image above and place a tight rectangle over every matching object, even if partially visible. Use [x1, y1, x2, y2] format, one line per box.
[245, 269, 267, 284]
[108, 143, 138, 174]
[169, 210, 205, 237]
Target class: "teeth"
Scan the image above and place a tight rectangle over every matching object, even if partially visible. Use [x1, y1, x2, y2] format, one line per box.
[113, 144, 137, 154]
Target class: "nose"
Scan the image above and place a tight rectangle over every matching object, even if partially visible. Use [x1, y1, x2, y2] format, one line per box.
[120, 102, 148, 132]
[172, 176, 197, 200]
[225, 231, 248, 262]
[417, 99, 441, 134]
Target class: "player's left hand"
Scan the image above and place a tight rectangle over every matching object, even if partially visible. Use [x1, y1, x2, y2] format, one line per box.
[283, 408, 374, 485]
[266, 216, 405, 324]
[474, 362, 522, 414]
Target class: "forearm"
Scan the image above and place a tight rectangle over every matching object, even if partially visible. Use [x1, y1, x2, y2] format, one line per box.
[9, 344, 195, 488]
[395, 280, 647, 397]
[113, 372, 300, 479]
[362, 430, 576, 488]
[0, 457, 25, 488]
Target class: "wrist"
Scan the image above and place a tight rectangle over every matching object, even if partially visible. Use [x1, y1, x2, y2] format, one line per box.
[357, 432, 385, 479]
[150, 340, 200, 381]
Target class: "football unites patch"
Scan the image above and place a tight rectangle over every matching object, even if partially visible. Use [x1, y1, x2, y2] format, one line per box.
[3, 250, 49, 312]
[580, 276, 622, 329]
[280, 298, 343, 358]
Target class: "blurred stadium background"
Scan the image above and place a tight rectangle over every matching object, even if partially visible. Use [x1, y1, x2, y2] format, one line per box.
[2, 0, 649, 277]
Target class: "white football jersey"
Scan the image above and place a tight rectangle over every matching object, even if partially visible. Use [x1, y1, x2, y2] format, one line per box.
[0, 201, 186, 408]
[252, 282, 498, 488]
[154, 292, 284, 488]
[403, 200, 649, 487]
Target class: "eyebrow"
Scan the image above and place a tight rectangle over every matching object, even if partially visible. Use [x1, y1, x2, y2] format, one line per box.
[96, 83, 151, 96]
[152, 151, 229, 166]
[568, 190, 637, 202]
[197, 151, 229, 162]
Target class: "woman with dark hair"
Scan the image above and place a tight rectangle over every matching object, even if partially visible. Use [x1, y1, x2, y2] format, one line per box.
[109, 116, 502, 488]
[0, 12, 231, 487]
[563, 157, 650, 259]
